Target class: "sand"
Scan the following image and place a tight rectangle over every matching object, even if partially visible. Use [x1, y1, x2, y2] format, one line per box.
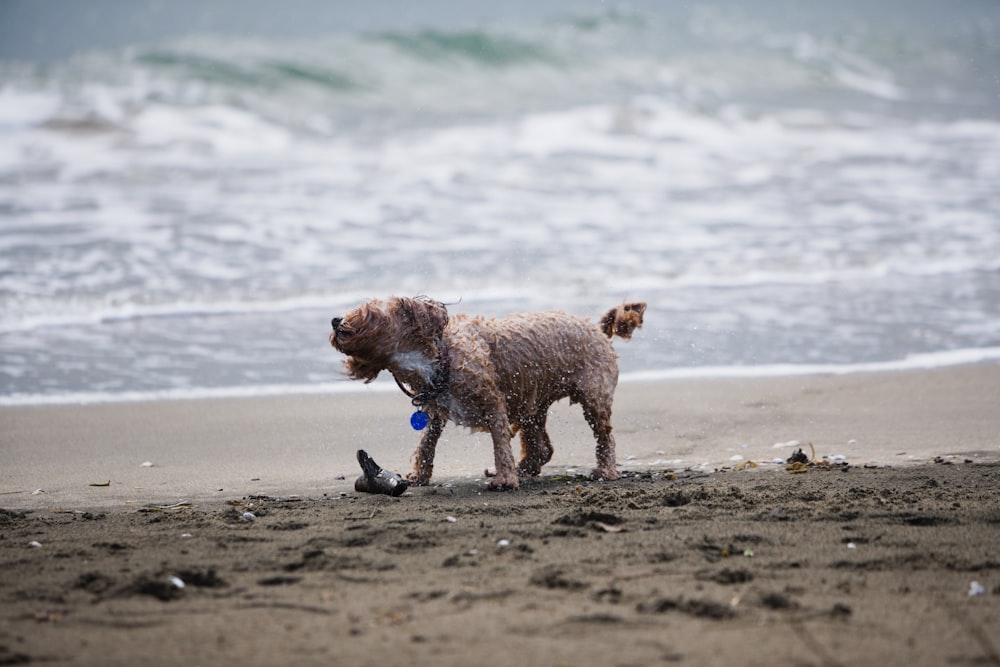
[1, 364, 999, 666]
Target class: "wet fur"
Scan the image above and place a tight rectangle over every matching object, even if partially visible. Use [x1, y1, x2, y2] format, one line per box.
[330, 297, 645, 490]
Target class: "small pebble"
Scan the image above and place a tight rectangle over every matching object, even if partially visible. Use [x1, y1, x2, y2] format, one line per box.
[168, 576, 185, 589]
[28, 541, 42, 548]
[497, 539, 511, 547]
[444, 515, 457, 523]
[241, 512, 256, 521]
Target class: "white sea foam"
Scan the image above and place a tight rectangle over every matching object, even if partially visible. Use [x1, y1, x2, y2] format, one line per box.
[0, 293, 372, 334]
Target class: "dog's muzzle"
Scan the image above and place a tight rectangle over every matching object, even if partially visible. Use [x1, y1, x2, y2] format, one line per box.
[330, 317, 344, 348]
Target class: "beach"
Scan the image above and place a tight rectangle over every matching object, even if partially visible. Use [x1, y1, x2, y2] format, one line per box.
[3, 3, 1000, 664]
[2, 364, 999, 666]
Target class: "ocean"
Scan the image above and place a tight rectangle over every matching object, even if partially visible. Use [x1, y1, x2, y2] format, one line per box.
[1, 0, 999, 404]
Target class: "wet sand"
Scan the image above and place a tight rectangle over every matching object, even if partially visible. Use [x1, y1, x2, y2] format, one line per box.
[1, 364, 999, 666]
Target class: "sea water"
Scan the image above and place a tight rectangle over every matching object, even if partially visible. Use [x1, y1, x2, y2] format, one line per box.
[1, 1, 999, 404]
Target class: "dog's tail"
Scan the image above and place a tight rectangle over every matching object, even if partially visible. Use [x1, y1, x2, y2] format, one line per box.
[599, 302, 646, 340]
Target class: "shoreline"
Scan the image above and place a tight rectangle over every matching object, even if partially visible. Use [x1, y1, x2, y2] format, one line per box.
[4, 345, 1000, 408]
[2, 362, 998, 512]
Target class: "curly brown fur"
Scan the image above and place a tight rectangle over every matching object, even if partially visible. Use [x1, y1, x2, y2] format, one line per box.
[600, 302, 646, 339]
[330, 296, 645, 490]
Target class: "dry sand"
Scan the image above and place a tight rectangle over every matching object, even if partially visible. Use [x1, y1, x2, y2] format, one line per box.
[1, 364, 999, 666]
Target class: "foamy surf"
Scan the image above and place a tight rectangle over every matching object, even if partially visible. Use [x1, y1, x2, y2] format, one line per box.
[2, 4, 999, 402]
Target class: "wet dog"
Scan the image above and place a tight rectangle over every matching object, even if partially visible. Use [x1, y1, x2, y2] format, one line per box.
[330, 297, 645, 490]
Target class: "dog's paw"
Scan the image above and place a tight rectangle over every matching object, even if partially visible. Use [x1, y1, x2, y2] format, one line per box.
[591, 467, 621, 481]
[487, 475, 519, 491]
[406, 472, 432, 486]
[517, 463, 543, 477]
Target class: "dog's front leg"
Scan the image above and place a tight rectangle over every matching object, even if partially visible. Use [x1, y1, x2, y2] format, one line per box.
[486, 413, 519, 491]
[409, 416, 444, 486]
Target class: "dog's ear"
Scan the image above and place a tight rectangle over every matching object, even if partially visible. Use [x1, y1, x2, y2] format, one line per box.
[344, 357, 382, 383]
[600, 302, 646, 339]
[394, 296, 449, 346]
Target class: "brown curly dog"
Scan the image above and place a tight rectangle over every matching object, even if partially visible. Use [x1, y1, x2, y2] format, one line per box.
[330, 297, 645, 490]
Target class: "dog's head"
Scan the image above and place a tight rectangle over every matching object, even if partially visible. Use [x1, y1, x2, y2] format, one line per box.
[330, 296, 449, 382]
[600, 301, 647, 340]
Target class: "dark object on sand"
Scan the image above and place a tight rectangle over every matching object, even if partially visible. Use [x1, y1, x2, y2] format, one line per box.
[787, 448, 809, 465]
[355, 449, 409, 496]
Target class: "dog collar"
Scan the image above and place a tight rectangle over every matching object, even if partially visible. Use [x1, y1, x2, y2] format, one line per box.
[393, 339, 450, 421]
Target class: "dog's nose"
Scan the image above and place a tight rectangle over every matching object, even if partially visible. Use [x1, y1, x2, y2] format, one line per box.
[331, 317, 342, 331]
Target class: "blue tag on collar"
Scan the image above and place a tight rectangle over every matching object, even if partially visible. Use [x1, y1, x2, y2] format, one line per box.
[410, 410, 429, 431]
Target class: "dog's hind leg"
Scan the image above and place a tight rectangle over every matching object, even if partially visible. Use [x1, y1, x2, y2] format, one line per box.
[409, 416, 444, 486]
[517, 410, 554, 477]
[579, 396, 620, 481]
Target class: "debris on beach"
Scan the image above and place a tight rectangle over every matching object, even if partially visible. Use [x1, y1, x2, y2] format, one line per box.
[595, 522, 624, 533]
[88, 481, 111, 487]
[219, 499, 268, 523]
[355, 449, 410, 497]
[131, 575, 185, 601]
[124, 569, 227, 602]
[787, 448, 810, 466]
[33, 610, 62, 623]
[138, 500, 192, 514]
[785, 443, 850, 474]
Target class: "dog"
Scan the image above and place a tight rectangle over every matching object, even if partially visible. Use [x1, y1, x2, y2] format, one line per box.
[330, 297, 645, 490]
